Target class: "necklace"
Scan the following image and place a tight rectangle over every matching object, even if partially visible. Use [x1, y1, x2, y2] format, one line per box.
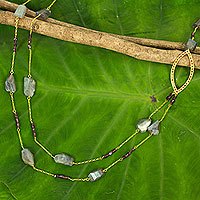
[5, 2, 200, 182]
[5, 0, 32, 150]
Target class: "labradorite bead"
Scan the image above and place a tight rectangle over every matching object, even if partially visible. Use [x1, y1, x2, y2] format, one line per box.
[88, 169, 104, 181]
[5, 74, 16, 93]
[137, 118, 151, 132]
[36, 9, 51, 20]
[24, 77, 36, 97]
[193, 19, 200, 28]
[14, 5, 27, 18]
[21, 148, 34, 166]
[54, 153, 74, 166]
[185, 39, 197, 51]
[148, 120, 160, 135]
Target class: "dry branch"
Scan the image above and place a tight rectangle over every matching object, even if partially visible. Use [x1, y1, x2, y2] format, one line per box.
[0, 0, 200, 69]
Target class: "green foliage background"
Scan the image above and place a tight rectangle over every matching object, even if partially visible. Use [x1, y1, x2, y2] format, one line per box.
[0, 0, 200, 199]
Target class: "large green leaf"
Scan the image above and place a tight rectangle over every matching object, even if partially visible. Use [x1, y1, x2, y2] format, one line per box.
[0, 0, 200, 199]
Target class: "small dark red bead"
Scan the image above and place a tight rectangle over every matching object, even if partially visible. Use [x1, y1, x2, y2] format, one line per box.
[31, 123, 35, 129]
[16, 122, 20, 128]
[191, 32, 195, 38]
[33, 131, 36, 137]
[103, 148, 117, 159]
[122, 147, 136, 160]
[28, 34, 32, 49]
[170, 96, 176, 105]
[15, 118, 19, 123]
[111, 148, 117, 153]
[56, 174, 70, 180]
[130, 147, 135, 153]
[166, 93, 174, 101]
[14, 113, 20, 128]
[14, 38, 17, 47]
[122, 151, 131, 159]
[31, 123, 37, 137]
[28, 35, 32, 43]
[28, 33, 32, 40]
[103, 153, 110, 158]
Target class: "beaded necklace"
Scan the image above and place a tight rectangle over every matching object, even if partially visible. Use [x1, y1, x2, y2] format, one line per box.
[5, 2, 200, 182]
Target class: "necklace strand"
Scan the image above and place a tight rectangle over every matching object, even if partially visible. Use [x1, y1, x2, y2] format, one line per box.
[5, 2, 200, 182]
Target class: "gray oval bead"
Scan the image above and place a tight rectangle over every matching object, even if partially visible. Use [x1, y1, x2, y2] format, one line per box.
[185, 39, 197, 51]
[21, 148, 34, 166]
[137, 118, 151, 132]
[5, 74, 16, 93]
[14, 5, 27, 18]
[88, 169, 104, 182]
[148, 120, 160, 135]
[24, 77, 36, 97]
[36, 9, 51, 20]
[54, 153, 74, 166]
[193, 19, 200, 28]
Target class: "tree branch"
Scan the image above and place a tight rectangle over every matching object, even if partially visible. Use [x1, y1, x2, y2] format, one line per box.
[1, 0, 200, 69]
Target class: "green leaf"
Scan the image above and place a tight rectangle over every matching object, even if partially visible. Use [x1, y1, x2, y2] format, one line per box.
[0, 0, 200, 200]
[0, 182, 17, 199]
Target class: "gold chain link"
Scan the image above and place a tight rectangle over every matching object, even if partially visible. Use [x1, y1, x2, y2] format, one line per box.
[23, 0, 32, 5]
[32, 166, 55, 177]
[170, 49, 195, 95]
[103, 134, 153, 173]
[159, 104, 172, 123]
[27, 97, 55, 158]
[10, 18, 19, 75]
[148, 99, 168, 119]
[10, 92, 24, 149]
[73, 129, 139, 165]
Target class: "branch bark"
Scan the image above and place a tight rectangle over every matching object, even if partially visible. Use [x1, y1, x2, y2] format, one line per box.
[1, 0, 200, 69]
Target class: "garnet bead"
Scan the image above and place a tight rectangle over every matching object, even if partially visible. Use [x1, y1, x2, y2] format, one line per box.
[31, 122, 37, 137]
[55, 174, 70, 180]
[170, 96, 176, 105]
[166, 93, 174, 101]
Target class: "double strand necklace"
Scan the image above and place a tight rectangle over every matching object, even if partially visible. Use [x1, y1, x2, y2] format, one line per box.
[5, 3, 200, 182]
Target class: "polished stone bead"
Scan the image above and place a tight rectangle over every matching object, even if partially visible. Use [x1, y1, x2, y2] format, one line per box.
[24, 77, 36, 97]
[5, 74, 16, 93]
[193, 19, 200, 28]
[88, 169, 104, 181]
[14, 5, 27, 18]
[21, 148, 34, 166]
[185, 39, 197, 51]
[137, 118, 151, 132]
[148, 120, 160, 135]
[36, 9, 51, 20]
[54, 153, 74, 166]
